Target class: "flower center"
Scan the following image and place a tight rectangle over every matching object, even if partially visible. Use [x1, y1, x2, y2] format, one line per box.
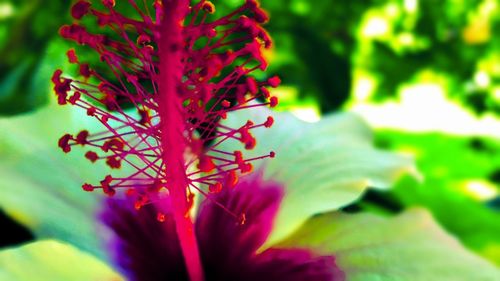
[54, 1, 282, 280]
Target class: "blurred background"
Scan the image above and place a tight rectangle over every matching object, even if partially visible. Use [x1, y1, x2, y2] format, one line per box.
[0, 0, 499, 266]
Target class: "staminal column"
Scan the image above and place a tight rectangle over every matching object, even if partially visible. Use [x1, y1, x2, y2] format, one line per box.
[157, 1, 204, 281]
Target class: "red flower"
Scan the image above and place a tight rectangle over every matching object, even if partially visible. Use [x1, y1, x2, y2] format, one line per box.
[53, 1, 281, 279]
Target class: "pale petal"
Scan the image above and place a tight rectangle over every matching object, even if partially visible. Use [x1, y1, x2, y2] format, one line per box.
[0, 102, 113, 258]
[219, 106, 419, 247]
[0, 240, 123, 281]
[279, 208, 500, 281]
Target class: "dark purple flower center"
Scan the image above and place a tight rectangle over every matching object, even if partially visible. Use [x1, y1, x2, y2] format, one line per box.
[101, 172, 345, 281]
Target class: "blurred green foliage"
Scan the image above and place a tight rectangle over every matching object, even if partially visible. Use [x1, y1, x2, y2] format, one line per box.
[375, 131, 500, 265]
[1, 0, 500, 114]
[353, 0, 500, 115]
[228, 0, 500, 114]
[0, 0, 499, 265]
[0, 1, 71, 114]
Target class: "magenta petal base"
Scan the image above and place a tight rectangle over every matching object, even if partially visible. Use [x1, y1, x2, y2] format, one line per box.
[101, 173, 344, 281]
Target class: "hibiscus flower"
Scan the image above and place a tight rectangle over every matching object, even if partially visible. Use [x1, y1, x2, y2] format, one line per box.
[0, 101, 498, 280]
[0, 0, 498, 280]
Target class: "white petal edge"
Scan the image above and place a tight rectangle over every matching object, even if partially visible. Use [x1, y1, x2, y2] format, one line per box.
[279, 208, 500, 281]
[0, 102, 120, 258]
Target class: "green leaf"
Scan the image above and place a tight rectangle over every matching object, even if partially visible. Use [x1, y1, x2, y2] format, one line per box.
[220, 106, 419, 247]
[375, 131, 500, 265]
[280, 208, 500, 281]
[0, 240, 123, 281]
[0, 102, 115, 259]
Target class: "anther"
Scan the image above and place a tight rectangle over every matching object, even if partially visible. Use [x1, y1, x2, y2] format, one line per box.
[85, 151, 98, 163]
[245, 137, 256, 150]
[134, 195, 148, 210]
[185, 193, 195, 217]
[100, 175, 113, 191]
[226, 171, 239, 188]
[58, 134, 72, 153]
[102, 0, 115, 8]
[240, 162, 253, 173]
[201, 1, 216, 14]
[269, 96, 278, 108]
[79, 64, 91, 77]
[246, 77, 258, 94]
[238, 213, 246, 225]
[82, 183, 94, 192]
[102, 138, 124, 152]
[136, 34, 151, 46]
[245, 120, 254, 127]
[67, 49, 79, 64]
[138, 109, 151, 125]
[106, 156, 122, 169]
[125, 188, 136, 197]
[260, 86, 270, 98]
[68, 92, 81, 105]
[209, 182, 223, 193]
[253, 8, 268, 23]
[264, 116, 274, 128]
[157, 212, 166, 222]
[75, 130, 89, 145]
[71, 1, 91, 20]
[198, 155, 216, 173]
[86, 106, 96, 116]
[267, 76, 281, 88]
